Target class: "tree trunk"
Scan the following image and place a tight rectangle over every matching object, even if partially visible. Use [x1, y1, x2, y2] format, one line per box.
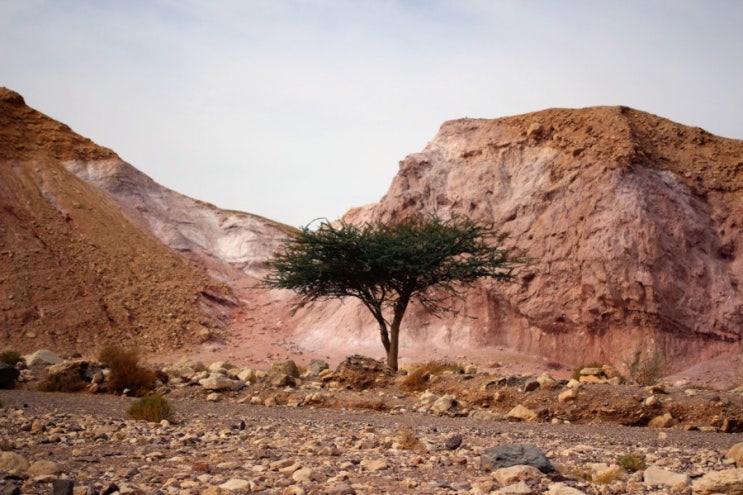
[386, 294, 410, 372]
[377, 320, 390, 355]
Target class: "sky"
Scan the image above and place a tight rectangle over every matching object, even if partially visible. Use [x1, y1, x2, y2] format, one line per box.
[2, 1, 742, 227]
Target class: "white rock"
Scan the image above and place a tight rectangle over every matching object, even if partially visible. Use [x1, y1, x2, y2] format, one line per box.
[692, 468, 743, 494]
[492, 465, 544, 485]
[495, 481, 533, 494]
[360, 458, 389, 472]
[292, 467, 313, 482]
[27, 460, 61, 476]
[506, 404, 538, 422]
[25, 349, 62, 366]
[545, 482, 587, 495]
[643, 465, 690, 487]
[431, 394, 456, 414]
[199, 373, 240, 391]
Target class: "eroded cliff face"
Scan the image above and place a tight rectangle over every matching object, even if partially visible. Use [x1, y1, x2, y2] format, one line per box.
[295, 107, 743, 370]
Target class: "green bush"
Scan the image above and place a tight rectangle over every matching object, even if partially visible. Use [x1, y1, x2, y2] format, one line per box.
[616, 453, 647, 472]
[0, 350, 23, 366]
[99, 345, 156, 396]
[625, 351, 666, 386]
[127, 394, 173, 422]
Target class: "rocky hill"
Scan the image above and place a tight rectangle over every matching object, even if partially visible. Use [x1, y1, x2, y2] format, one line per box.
[290, 106, 743, 373]
[0, 87, 240, 354]
[3, 87, 742, 378]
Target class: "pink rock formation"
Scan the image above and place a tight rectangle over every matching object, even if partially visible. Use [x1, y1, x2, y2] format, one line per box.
[291, 107, 743, 371]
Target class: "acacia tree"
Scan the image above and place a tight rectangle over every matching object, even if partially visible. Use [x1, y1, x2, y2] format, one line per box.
[264, 215, 519, 372]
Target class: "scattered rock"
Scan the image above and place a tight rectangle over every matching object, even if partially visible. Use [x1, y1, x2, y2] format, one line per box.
[692, 468, 743, 494]
[649, 412, 677, 428]
[728, 442, 743, 468]
[643, 465, 691, 487]
[269, 360, 300, 378]
[198, 373, 241, 391]
[25, 349, 63, 366]
[307, 359, 329, 376]
[0, 452, 29, 475]
[431, 394, 456, 414]
[445, 434, 463, 450]
[507, 404, 538, 422]
[481, 444, 554, 473]
[492, 464, 544, 485]
[27, 459, 61, 476]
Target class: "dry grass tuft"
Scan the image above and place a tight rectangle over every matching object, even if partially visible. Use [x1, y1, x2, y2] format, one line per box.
[127, 394, 173, 422]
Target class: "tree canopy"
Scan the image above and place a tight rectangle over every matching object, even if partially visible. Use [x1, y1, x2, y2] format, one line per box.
[264, 215, 520, 371]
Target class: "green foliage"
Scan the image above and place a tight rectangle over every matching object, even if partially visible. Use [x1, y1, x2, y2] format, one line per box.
[265, 214, 520, 371]
[127, 394, 173, 422]
[625, 351, 666, 386]
[99, 345, 156, 396]
[0, 350, 23, 366]
[616, 453, 647, 472]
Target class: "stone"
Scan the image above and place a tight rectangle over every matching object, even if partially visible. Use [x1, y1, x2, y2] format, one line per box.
[729, 442, 743, 468]
[481, 444, 554, 473]
[236, 368, 257, 382]
[0, 452, 29, 475]
[579, 367, 602, 376]
[506, 405, 538, 422]
[492, 465, 544, 485]
[644, 395, 660, 407]
[25, 349, 63, 366]
[269, 360, 300, 378]
[219, 478, 250, 491]
[307, 359, 329, 376]
[207, 361, 235, 373]
[419, 390, 438, 406]
[292, 467, 313, 482]
[28, 459, 61, 476]
[558, 389, 577, 403]
[360, 458, 389, 472]
[523, 379, 540, 392]
[579, 375, 604, 384]
[544, 483, 587, 495]
[649, 412, 677, 428]
[0, 362, 20, 389]
[199, 373, 240, 391]
[328, 483, 355, 495]
[643, 466, 691, 487]
[52, 479, 74, 495]
[0, 484, 21, 495]
[444, 434, 463, 450]
[496, 481, 533, 494]
[464, 364, 478, 375]
[537, 372, 558, 389]
[431, 394, 456, 414]
[692, 468, 743, 494]
[601, 364, 621, 379]
[269, 373, 296, 387]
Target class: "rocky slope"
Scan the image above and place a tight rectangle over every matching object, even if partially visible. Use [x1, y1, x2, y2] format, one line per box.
[0, 88, 236, 354]
[291, 107, 743, 373]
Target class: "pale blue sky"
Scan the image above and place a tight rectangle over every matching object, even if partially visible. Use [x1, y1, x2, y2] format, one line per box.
[2, 1, 741, 226]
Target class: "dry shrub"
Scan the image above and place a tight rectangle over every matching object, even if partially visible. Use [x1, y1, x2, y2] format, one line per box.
[396, 425, 421, 450]
[0, 350, 22, 366]
[99, 345, 156, 396]
[625, 351, 666, 386]
[127, 394, 173, 422]
[399, 361, 461, 392]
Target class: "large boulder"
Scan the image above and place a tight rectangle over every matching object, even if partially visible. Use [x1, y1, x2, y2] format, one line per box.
[333, 355, 394, 390]
[481, 444, 554, 473]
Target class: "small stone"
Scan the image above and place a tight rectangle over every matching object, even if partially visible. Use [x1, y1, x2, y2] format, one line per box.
[648, 412, 677, 428]
[431, 394, 456, 414]
[643, 466, 691, 487]
[492, 465, 544, 485]
[219, 479, 250, 491]
[644, 395, 660, 407]
[523, 379, 540, 392]
[544, 483, 587, 495]
[445, 434, 463, 450]
[269, 360, 300, 378]
[728, 442, 743, 467]
[52, 479, 74, 495]
[360, 458, 389, 472]
[199, 373, 240, 391]
[25, 349, 63, 366]
[506, 405, 537, 422]
[537, 372, 558, 389]
[307, 359, 329, 376]
[558, 389, 577, 403]
[206, 393, 220, 402]
[292, 467, 313, 482]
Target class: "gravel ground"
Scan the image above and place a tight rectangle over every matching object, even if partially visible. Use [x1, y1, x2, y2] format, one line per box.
[2, 389, 743, 494]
